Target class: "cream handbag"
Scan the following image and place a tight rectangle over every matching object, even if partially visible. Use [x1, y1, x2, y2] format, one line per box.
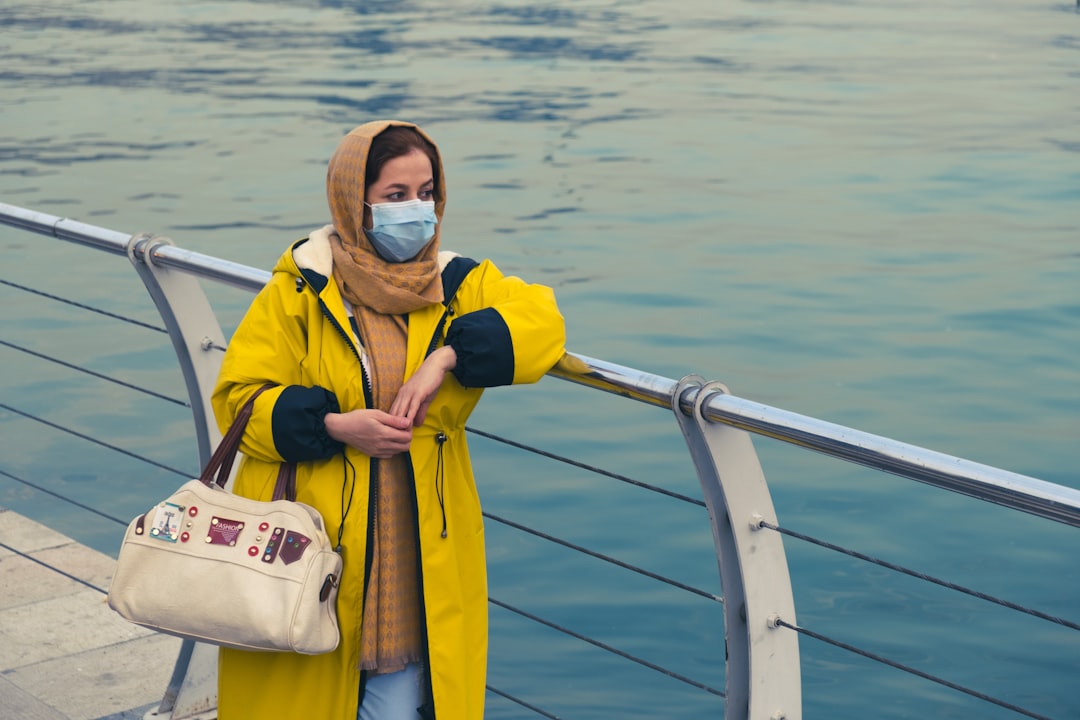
[107, 386, 342, 655]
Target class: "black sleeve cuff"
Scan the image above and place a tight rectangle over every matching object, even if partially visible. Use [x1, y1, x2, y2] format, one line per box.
[445, 307, 515, 388]
[271, 385, 345, 462]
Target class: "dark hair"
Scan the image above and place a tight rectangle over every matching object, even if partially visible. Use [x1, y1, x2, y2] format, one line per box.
[365, 126, 441, 201]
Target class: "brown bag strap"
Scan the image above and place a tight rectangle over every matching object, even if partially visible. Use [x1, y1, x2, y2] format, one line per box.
[199, 385, 298, 501]
[272, 462, 297, 502]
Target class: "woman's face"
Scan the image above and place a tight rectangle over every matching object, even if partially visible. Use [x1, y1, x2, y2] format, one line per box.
[364, 148, 435, 228]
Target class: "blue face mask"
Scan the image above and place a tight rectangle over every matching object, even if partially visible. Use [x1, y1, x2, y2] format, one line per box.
[363, 199, 437, 263]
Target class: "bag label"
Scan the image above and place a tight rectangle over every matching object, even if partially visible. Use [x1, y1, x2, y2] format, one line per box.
[148, 502, 184, 543]
[262, 527, 284, 563]
[278, 531, 311, 565]
[207, 516, 245, 546]
[261, 527, 311, 564]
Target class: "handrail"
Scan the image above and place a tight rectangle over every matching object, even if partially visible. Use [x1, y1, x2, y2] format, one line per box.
[0, 203, 131, 255]
[3, 200, 1078, 529]
[551, 355, 1080, 527]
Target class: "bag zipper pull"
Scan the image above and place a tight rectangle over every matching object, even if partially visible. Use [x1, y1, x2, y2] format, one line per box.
[319, 573, 338, 602]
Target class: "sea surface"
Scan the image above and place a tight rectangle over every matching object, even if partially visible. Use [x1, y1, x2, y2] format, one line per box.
[1, 1, 1078, 718]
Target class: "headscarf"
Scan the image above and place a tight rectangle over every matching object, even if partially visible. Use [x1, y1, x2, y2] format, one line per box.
[327, 119, 445, 314]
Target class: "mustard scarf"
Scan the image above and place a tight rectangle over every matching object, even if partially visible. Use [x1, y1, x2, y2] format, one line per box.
[326, 121, 446, 673]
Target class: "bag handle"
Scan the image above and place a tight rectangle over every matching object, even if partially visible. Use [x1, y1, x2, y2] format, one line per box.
[199, 385, 297, 501]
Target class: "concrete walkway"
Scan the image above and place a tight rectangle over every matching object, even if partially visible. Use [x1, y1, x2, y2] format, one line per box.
[0, 506, 182, 720]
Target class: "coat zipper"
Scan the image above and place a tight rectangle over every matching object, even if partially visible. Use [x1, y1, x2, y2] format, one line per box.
[307, 284, 379, 610]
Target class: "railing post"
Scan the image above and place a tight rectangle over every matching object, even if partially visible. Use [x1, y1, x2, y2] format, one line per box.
[127, 232, 223, 720]
[672, 377, 801, 720]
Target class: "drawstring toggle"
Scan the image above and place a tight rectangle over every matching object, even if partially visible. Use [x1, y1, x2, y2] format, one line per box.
[435, 432, 448, 538]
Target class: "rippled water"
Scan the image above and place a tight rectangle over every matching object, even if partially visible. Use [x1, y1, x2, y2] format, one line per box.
[2, 1, 1078, 718]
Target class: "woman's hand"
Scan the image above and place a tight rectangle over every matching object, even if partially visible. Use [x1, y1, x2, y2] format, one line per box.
[324, 409, 413, 458]
[390, 345, 457, 427]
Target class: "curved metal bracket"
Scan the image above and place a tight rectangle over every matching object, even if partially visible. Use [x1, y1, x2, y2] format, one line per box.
[672, 376, 801, 720]
[126, 232, 226, 466]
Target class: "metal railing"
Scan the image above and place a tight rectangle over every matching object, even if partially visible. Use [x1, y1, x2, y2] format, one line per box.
[2, 200, 1078, 720]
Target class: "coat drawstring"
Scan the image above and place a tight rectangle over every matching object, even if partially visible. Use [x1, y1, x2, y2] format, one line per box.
[435, 432, 448, 538]
[337, 452, 356, 552]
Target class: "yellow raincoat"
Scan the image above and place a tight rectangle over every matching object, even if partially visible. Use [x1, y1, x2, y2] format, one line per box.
[211, 224, 564, 715]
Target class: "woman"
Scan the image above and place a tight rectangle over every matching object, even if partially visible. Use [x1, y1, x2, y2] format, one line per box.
[211, 120, 566, 719]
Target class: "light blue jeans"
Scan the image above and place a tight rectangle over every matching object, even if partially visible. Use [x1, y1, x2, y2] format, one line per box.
[358, 663, 424, 720]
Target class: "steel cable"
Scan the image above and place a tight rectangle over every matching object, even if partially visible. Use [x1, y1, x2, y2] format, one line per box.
[485, 685, 562, 720]
[466, 426, 704, 507]
[0, 278, 167, 333]
[759, 520, 1080, 632]
[0, 402, 192, 478]
[0, 467, 128, 525]
[489, 596, 725, 698]
[773, 619, 1053, 720]
[0, 540, 109, 595]
[484, 510, 722, 603]
[0, 339, 189, 407]
[0, 278, 226, 351]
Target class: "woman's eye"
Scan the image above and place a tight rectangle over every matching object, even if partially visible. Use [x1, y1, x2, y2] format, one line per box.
[419, 189, 434, 200]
